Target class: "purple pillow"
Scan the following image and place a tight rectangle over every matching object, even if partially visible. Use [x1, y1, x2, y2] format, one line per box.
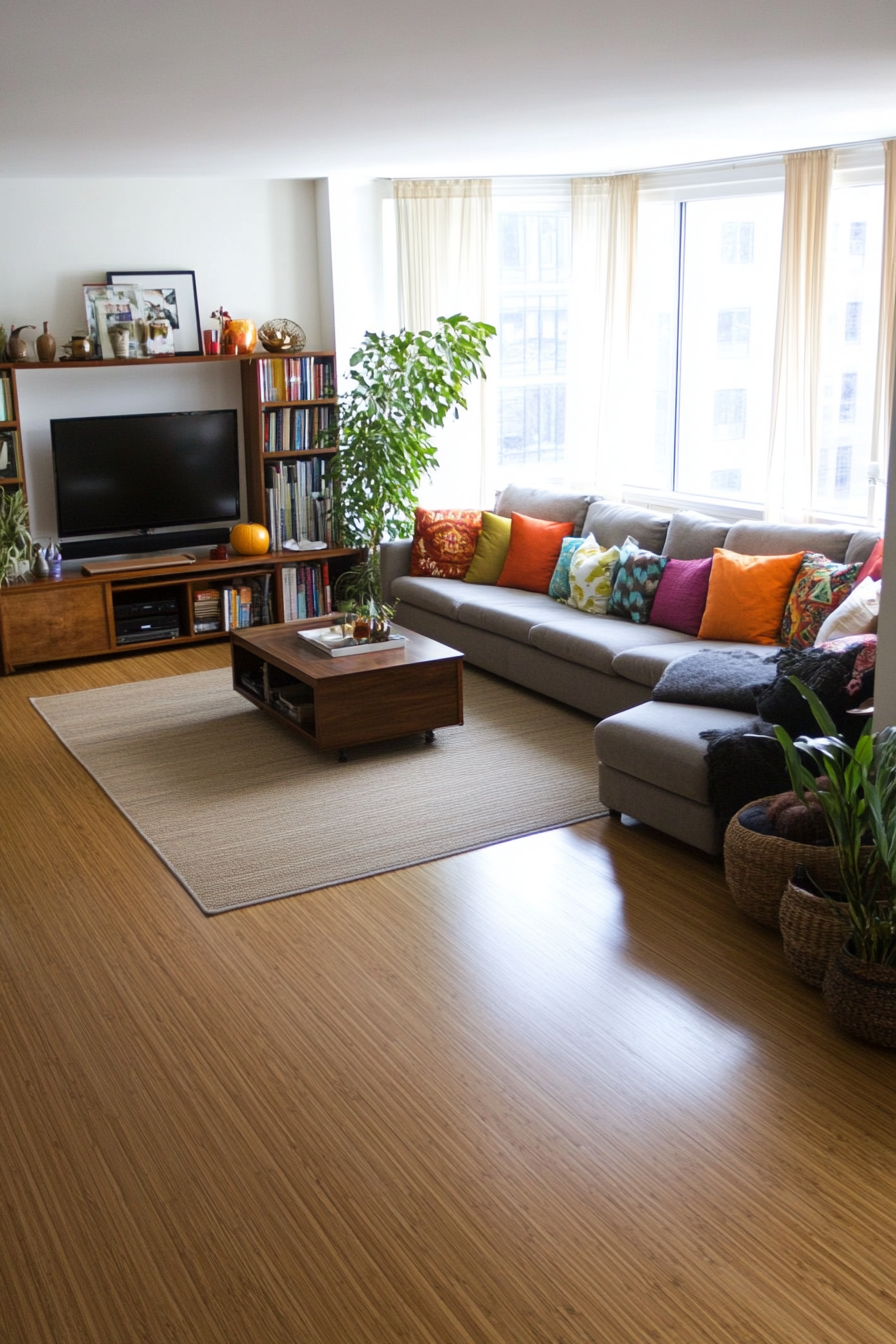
[649, 557, 713, 635]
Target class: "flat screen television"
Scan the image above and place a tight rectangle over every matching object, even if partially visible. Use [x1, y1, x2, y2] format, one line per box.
[51, 409, 241, 542]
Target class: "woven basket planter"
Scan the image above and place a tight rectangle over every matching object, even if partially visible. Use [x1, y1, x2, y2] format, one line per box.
[723, 799, 844, 930]
[823, 943, 896, 1048]
[779, 880, 849, 987]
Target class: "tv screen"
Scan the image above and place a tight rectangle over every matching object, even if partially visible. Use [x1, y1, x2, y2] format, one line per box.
[51, 409, 240, 539]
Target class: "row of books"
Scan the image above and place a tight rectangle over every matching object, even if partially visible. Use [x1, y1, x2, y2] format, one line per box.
[257, 356, 335, 404]
[262, 404, 335, 453]
[281, 562, 331, 621]
[264, 461, 334, 550]
[0, 373, 13, 422]
[192, 577, 273, 633]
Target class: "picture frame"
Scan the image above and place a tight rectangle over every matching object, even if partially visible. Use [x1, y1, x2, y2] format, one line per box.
[106, 270, 202, 356]
[0, 429, 21, 480]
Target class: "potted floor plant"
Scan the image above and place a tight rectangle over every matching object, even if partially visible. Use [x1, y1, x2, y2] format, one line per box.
[0, 487, 33, 584]
[324, 314, 494, 616]
[775, 678, 896, 1044]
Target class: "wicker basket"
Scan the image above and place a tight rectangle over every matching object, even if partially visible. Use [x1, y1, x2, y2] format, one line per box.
[723, 799, 844, 930]
[823, 944, 896, 1048]
[779, 880, 849, 987]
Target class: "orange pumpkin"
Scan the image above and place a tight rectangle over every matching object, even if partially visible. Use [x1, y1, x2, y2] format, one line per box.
[230, 522, 270, 555]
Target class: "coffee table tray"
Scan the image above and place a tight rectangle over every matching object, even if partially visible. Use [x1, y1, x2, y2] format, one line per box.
[297, 627, 408, 658]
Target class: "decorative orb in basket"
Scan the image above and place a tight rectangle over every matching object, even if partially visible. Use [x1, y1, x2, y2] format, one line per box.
[723, 798, 845, 930]
[823, 943, 896, 1048]
[258, 319, 306, 353]
[779, 878, 850, 988]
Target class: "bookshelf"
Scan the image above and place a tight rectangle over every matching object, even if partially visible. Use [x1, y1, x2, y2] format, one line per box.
[239, 352, 338, 550]
[0, 351, 361, 672]
[0, 365, 25, 495]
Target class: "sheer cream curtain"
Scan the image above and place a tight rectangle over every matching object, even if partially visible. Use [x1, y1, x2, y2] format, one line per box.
[566, 175, 638, 498]
[394, 179, 493, 507]
[766, 150, 833, 522]
[870, 139, 896, 522]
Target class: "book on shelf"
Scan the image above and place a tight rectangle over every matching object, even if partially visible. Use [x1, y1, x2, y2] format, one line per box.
[257, 355, 335, 403]
[0, 372, 12, 422]
[262, 404, 334, 453]
[0, 428, 21, 480]
[280, 562, 331, 622]
[218, 575, 272, 631]
[264, 459, 333, 550]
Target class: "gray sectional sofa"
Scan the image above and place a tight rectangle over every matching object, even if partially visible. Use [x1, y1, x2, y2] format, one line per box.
[380, 485, 881, 855]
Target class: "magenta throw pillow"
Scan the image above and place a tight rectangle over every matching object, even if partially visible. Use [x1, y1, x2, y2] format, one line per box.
[649, 557, 713, 635]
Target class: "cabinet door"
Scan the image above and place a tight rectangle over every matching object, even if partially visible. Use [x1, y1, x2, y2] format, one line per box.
[1, 585, 112, 669]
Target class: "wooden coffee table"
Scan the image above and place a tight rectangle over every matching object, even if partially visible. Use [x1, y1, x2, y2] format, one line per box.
[230, 617, 464, 759]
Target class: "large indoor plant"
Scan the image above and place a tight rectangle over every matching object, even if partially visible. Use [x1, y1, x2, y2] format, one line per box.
[324, 314, 494, 613]
[775, 678, 896, 1043]
[0, 488, 33, 584]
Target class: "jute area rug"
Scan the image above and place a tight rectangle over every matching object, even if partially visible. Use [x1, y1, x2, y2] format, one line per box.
[32, 667, 606, 915]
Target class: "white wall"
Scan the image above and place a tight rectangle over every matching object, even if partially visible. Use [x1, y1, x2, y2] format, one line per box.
[1, 177, 323, 538]
[319, 177, 397, 383]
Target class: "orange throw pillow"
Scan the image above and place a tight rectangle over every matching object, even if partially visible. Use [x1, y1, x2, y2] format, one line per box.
[698, 548, 805, 645]
[496, 512, 575, 593]
[410, 508, 483, 579]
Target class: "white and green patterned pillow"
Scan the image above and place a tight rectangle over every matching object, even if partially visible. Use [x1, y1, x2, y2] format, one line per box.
[567, 536, 621, 614]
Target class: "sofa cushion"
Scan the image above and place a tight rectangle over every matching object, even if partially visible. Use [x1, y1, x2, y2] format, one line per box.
[845, 529, 882, 566]
[661, 510, 730, 560]
[494, 484, 595, 534]
[530, 615, 692, 677]
[463, 511, 512, 584]
[548, 535, 586, 600]
[855, 537, 883, 582]
[723, 519, 853, 562]
[648, 556, 712, 635]
[612, 638, 774, 689]
[595, 701, 755, 806]
[779, 552, 862, 648]
[582, 501, 672, 554]
[392, 575, 466, 619]
[497, 513, 575, 592]
[607, 546, 668, 623]
[409, 508, 482, 579]
[698, 548, 804, 645]
[458, 597, 561, 641]
[567, 538, 621, 614]
[814, 577, 880, 643]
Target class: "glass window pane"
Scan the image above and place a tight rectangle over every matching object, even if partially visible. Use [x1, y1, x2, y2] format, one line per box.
[624, 198, 679, 490]
[816, 183, 884, 516]
[675, 193, 783, 502]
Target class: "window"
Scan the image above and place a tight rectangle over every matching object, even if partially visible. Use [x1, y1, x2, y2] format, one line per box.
[674, 193, 784, 502]
[815, 183, 884, 514]
[494, 187, 571, 477]
[717, 307, 751, 357]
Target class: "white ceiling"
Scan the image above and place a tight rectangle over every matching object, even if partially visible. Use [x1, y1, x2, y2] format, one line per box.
[2, 0, 895, 178]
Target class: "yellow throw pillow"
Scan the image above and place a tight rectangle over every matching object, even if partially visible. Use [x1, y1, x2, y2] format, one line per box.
[463, 511, 513, 584]
[567, 535, 621, 614]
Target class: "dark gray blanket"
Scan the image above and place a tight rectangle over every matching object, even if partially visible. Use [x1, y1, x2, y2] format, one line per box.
[653, 649, 780, 712]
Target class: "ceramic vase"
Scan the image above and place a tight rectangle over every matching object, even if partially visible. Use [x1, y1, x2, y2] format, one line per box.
[36, 321, 56, 363]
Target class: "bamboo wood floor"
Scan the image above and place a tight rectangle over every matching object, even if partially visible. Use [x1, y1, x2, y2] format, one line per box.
[2, 644, 894, 1344]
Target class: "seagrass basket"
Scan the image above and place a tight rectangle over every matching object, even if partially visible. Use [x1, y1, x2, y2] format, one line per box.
[823, 944, 896, 1048]
[779, 879, 849, 987]
[723, 798, 844, 930]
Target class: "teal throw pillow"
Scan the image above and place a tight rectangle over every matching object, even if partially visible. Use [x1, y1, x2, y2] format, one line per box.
[548, 535, 585, 600]
[607, 546, 668, 623]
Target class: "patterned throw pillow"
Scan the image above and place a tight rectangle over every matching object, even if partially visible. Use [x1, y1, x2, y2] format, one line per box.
[567, 536, 621, 615]
[548, 535, 586, 600]
[607, 546, 668, 623]
[780, 552, 861, 648]
[410, 508, 483, 579]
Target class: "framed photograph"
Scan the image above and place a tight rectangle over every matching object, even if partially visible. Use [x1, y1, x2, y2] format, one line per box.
[0, 429, 21, 480]
[107, 271, 201, 355]
[84, 283, 147, 358]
